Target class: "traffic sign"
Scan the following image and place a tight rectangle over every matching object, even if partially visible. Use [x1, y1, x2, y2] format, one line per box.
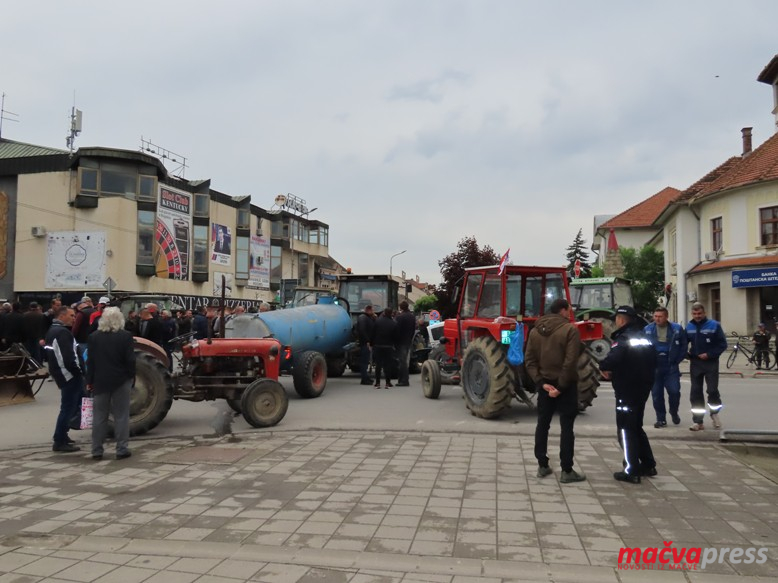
[103, 277, 116, 296]
[429, 309, 441, 322]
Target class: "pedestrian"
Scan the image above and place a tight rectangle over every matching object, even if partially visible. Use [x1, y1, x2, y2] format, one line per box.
[644, 306, 687, 428]
[124, 310, 139, 335]
[524, 298, 586, 483]
[686, 302, 727, 431]
[753, 323, 771, 369]
[139, 303, 165, 347]
[43, 306, 83, 453]
[371, 307, 397, 389]
[88, 296, 111, 334]
[600, 306, 657, 484]
[394, 300, 417, 386]
[177, 310, 192, 336]
[357, 304, 376, 385]
[22, 301, 47, 363]
[86, 307, 136, 460]
[192, 305, 209, 339]
[71, 297, 94, 346]
[1, 302, 24, 349]
[44, 297, 62, 330]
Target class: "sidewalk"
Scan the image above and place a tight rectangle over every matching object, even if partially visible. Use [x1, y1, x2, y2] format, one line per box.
[1, 430, 777, 582]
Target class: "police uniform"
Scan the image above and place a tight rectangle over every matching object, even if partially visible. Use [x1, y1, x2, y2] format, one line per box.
[599, 306, 657, 483]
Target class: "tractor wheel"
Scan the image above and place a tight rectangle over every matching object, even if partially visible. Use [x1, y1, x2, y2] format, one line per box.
[226, 398, 242, 414]
[428, 345, 458, 385]
[461, 336, 513, 419]
[577, 344, 600, 412]
[326, 358, 347, 378]
[421, 359, 442, 399]
[409, 332, 426, 374]
[293, 351, 327, 398]
[241, 378, 288, 428]
[123, 351, 174, 436]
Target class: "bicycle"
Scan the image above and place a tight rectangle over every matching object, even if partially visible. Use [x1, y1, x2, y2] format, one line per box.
[726, 336, 774, 370]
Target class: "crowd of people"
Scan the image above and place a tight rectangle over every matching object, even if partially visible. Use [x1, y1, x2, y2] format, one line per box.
[356, 300, 418, 389]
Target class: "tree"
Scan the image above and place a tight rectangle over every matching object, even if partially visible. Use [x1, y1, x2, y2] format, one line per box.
[436, 236, 499, 318]
[413, 294, 437, 314]
[620, 246, 665, 313]
[565, 228, 593, 278]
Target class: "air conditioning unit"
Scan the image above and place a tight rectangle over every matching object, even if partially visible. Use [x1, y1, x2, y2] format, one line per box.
[704, 251, 717, 261]
[687, 291, 697, 302]
[31, 226, 47, 238]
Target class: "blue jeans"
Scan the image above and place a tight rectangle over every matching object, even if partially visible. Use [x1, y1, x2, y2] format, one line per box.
[53, 375, 84, 445]
[651, 361, 681, 423]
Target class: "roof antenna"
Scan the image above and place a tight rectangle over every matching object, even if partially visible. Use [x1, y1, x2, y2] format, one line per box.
[0, 93, 20, 139]
[66, 92, 83, 156]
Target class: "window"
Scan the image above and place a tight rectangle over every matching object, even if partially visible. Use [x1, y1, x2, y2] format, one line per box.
[138, 175, 156, 201]
[236, 236, 249, 280]
[137, 210, 155, 266]
[506, 274, 523, 316]
[298, 253, 308, 283]
[77, 160, 157, 200]
[461, 274, 482, 318]
[193, 225, 209, 273]
[711, 217, 722, 252]
[271, 245, 282, 284]
[237, 209, 250, 230]
[670, 229, 677, 264]
[477, 274, 501, 318]
[194, 193, 210, 217]
[761, 206, 778, 246]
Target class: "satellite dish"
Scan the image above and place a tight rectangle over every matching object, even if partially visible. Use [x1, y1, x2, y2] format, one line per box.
[274, 194, 287, 206]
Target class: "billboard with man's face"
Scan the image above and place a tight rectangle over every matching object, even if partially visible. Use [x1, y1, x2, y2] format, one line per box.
[211, 223, 231, 266]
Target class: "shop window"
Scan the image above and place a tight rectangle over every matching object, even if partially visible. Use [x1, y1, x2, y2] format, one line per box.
[761, 206, 778, 246]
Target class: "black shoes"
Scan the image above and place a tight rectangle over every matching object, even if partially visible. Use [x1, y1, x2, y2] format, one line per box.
[537, 466, 553, 478]
[654, 420, 667, 428]
[53, 443, 81, 453]
[116, 451, 132, 460]
[614, 471, 641, 484]
[360, 380, 373, 385]
[92, 454, 103, 460]
[560, 470, 586, 483]
[385, 382, 393, 388]
[671, 413, 681, 425]
[641, 467, 658, 477]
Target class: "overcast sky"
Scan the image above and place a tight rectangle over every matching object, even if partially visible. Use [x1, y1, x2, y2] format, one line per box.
[3, 1, 777, 284]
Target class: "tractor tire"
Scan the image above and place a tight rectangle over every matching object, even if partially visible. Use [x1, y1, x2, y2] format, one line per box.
[124, 351, 174, 437]
[293, 351, 327, 398]
[421, 359, 442, 399]
[428, 345, 459, 385]
[409, 332, 426, 374]
[326, 358, 347, 378]
[577, 344, 600, 412]
[226, 398, 242, 414]
[461, 336, 513, 419]
[241, 378, 288, 428]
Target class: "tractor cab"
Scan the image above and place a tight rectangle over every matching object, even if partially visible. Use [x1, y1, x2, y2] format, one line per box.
[337, 274, 399, 320]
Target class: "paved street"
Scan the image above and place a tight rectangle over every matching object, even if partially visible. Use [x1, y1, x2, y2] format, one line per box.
[1, 371, 777, 582]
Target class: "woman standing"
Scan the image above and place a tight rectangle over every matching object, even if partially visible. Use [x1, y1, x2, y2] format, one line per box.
[86, 307, 136, 460]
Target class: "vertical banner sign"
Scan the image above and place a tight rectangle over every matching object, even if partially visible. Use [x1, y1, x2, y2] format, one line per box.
[155, 186, 191, 280]
[249, 234, 271, 289]
[211, 223, 232, 266]
[45, 231, 106, 288]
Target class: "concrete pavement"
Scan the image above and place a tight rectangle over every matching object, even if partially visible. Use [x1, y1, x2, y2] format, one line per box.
[1, 427, 777, 582]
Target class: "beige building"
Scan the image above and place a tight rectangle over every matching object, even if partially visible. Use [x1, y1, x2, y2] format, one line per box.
[0, 141, 340, 310]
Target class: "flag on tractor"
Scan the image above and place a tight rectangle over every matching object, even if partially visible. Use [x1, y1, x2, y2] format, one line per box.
[498, 248, 510, 275]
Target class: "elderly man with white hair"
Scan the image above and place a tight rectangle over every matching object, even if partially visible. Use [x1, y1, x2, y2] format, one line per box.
[86, 307, 136, 460]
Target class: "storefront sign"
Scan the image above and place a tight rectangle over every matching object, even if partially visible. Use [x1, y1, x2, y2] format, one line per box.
[732, 267, 778, 288]
[155, 186, 191, 280]
[46, 231, 106, 289]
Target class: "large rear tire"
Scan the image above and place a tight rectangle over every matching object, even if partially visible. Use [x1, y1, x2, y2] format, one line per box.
[241, 379, 288, 428]
[577, 344, 600, 412]
[125, 351, 174, 436]
[461, 336, 513, 419]
[421, 360, 442, 399]
[293, 351, 327, 398]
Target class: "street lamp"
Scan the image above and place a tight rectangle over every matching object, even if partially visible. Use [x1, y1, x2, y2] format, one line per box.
[389, 250, 406, 277]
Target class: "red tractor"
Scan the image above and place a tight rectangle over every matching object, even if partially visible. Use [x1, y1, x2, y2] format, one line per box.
[127, 332, 289, 436]
[420, 264, 603, 417]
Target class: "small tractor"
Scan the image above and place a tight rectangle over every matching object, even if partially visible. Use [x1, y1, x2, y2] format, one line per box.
[569, 276, 634, 360]
[126, 331, 289, 436]
[420, 264, 603, 418]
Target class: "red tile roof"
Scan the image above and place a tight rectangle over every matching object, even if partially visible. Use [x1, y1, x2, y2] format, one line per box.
[600, 186, 682, 229]
[687, 131, 778, 202]
[688, 254, 778, 274]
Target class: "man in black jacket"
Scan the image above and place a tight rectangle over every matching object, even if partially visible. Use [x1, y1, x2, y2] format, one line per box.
[44, 306, 83, 453]
[357, 305, 376, 385]
[599, 306, 657, 484]
[371, 308, 398, 389]
[394, 301, 417, 386]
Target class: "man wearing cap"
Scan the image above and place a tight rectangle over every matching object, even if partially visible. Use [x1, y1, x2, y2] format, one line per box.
[644, 306, 687, 427]
[686, 302, 727, 431]
[88, 296, 111, 334]
[753, 323, 772, 370]
[599, 305, 657, 484]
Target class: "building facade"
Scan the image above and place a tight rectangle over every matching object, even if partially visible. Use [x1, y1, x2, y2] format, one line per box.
[0, 140, 341, 310]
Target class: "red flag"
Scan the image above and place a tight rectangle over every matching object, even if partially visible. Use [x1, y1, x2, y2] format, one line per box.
[498, 248, 510, 275]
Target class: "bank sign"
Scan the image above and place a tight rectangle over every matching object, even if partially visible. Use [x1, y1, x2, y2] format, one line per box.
[732, 267, 778, 288]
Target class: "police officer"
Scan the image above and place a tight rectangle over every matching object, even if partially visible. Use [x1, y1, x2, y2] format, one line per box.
[599, 306, 657, 484]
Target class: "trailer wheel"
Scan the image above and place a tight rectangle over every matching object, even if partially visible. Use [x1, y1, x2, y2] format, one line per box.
[421, 360, 442, 399]
[429, 345, 458, 385]
[293, 351, 327, 398]
[124, 351, 174, 436]
[461, 336, 513, 419]
[241, 379, 288, 428]
[326, 358, 347, 378]
[577, 344, 600, 411]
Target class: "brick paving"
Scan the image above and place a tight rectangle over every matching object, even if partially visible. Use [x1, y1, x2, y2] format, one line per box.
[0, 431, 777, 582]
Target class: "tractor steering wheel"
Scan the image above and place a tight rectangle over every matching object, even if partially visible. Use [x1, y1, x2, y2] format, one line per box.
[167, 331, 197, 350]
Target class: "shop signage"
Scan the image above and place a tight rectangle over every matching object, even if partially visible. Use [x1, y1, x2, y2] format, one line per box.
[731, 267, 778, 288]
